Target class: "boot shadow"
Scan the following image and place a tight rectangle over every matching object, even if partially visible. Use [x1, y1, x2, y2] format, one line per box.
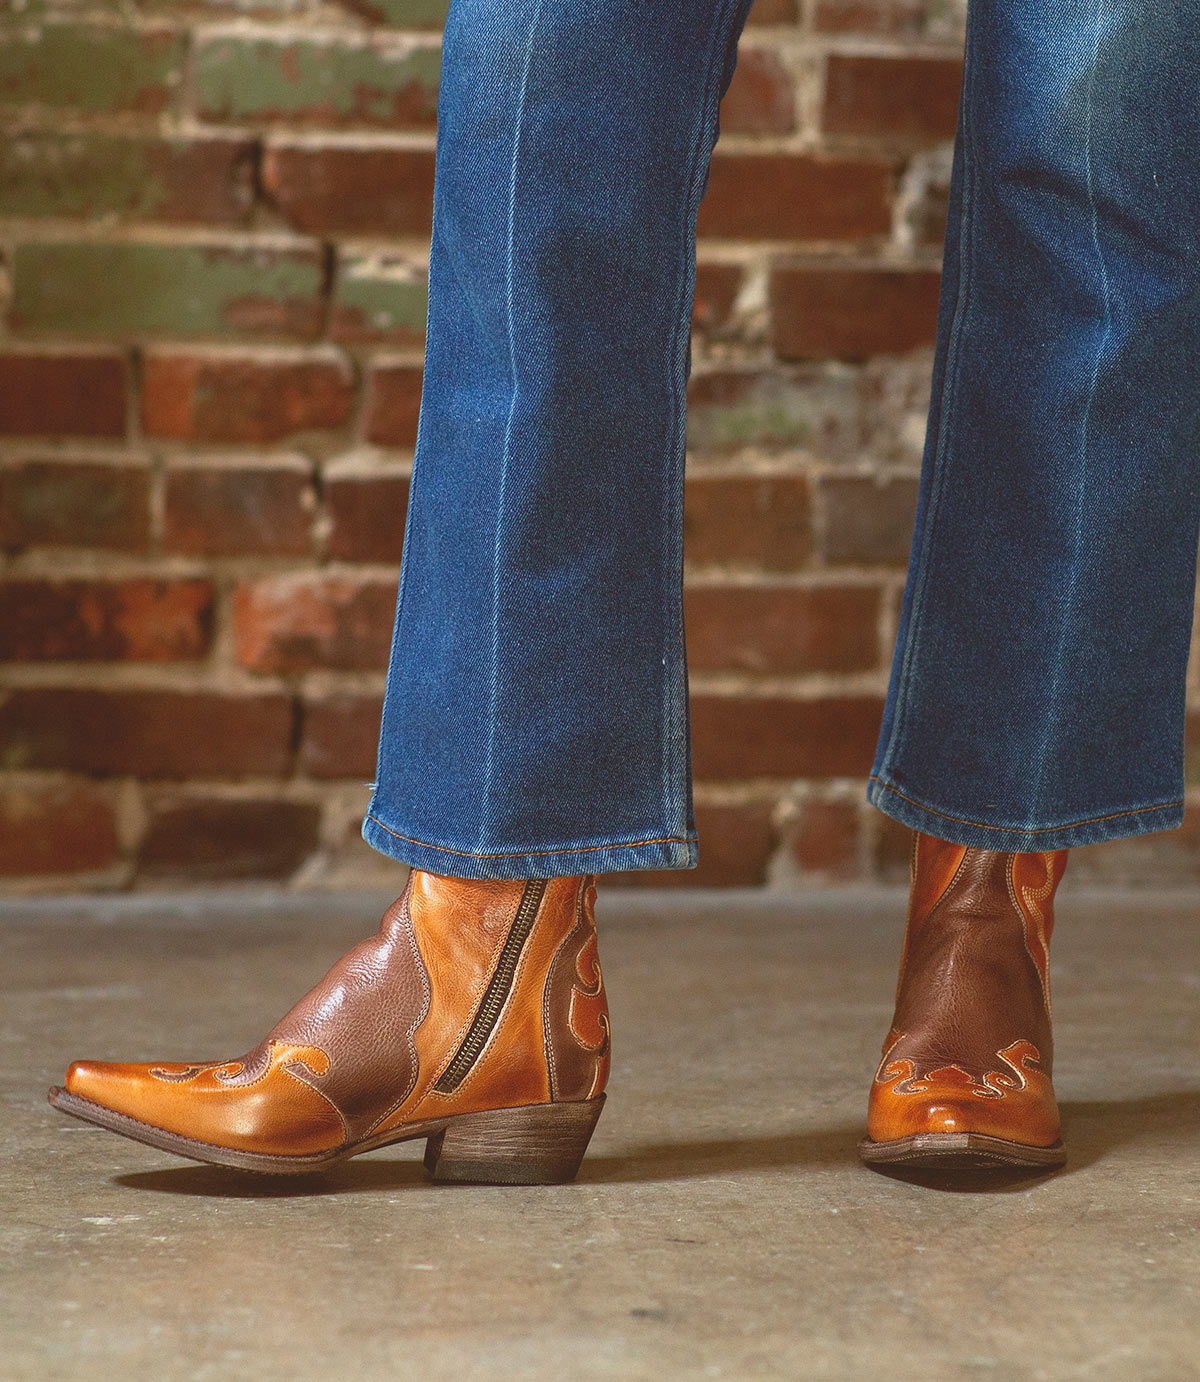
[111, 1125, 858, 1199]
[110, 1089, 1200, 1199]
[1059, 1089, 1200, 1167]
[862, 1088, 1200, 1192]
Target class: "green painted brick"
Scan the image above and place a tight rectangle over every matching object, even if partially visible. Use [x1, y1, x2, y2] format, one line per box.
[0, 133, 252, 223]
[11, 241, 324, 339]
[0, 23, 183, 115]
[332, 255, 428, 344]
[350, 0, 451, 27]
[194, 36, 440, 127]
[0, 133, 159, 219]
[687, 401, 816, 451]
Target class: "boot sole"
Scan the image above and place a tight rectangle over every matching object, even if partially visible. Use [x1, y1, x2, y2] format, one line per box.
[47, 1086, 605, 1185]
[858, 1131, 1067, 1171]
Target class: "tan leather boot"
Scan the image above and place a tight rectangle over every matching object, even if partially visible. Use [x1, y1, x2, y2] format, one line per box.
[860, 832, 1068, 1170]
[49, 872, 610, 1183]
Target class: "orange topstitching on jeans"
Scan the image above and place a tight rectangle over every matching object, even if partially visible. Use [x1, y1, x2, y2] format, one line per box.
[366, 814, 692, 860]
[868, 777, 1182, 834]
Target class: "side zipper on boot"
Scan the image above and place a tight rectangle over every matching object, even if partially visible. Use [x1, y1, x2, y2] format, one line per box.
[433, 878, 548, 1094]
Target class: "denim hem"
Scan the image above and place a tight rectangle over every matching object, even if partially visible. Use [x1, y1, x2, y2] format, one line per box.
[866, 776, 1185, 852]
[362, 811, 698, 880]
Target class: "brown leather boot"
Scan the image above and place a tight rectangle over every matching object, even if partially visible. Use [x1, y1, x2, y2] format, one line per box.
[860, 831, 1069, 1171]
[49, 872, 610, 1183]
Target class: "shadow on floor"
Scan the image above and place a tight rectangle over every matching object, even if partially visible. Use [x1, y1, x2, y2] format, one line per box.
[858, 1090, 1200, 1192]
[109, 1089, 1200, 1200]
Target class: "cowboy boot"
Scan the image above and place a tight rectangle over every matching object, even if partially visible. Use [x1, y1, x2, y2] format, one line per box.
[860, 831, 1069, 1170]
[49, 871, 610, 1183]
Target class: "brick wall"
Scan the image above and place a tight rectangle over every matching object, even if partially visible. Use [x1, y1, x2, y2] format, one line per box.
[2, 0, 1197, 892]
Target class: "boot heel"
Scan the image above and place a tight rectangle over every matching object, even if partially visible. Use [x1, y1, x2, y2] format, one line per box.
[424, 1095, 605, 1185]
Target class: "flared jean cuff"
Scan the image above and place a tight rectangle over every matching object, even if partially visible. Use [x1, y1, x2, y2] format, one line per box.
[363, 809, 698, 880]
[867, 775, 1186, 853]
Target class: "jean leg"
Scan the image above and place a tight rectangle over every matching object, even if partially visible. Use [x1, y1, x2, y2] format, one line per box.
[869, 0, 1200, 851]
[363, 0, 754, 879]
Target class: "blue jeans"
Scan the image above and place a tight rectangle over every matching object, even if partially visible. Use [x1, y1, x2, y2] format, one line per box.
[363, 0, 1200, 879]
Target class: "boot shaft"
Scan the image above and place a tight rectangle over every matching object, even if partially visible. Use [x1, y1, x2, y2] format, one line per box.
[399, 871, 610, 1122]
[864, 833, 1070, 1156]
[898, 833, 1068, 999]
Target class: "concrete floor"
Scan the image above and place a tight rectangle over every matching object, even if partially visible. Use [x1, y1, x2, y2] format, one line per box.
[1, 886, 1198, 1381]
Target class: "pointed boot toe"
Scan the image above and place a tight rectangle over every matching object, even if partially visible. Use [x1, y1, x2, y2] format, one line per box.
[50, 873, 610, 1182]
[55, 1059, 174, 1127]
[860, 834, 1069, 1172]
[61, 1057, 212, 1106]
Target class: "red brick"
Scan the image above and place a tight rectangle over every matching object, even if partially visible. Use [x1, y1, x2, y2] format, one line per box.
[791, 799, 861, 878]
[0, 779, 119, 875]
[141, 351, 355, 443]
[137, 796, 321, 881]
[874, 810, 915, 882]
[164, 461, 314, 556]
[684, 584, 880, 674]
[814, 0, 929, 34]
[261, 144, 436, 236]
[0, 579, 213, 662]
[698, 154, 892, 241]
[747, 0, 799, 21]
[364, 363, 423, 447]
[693, 263, 742, 335]
[325, 472, 410, 562]
[299, 693, 384, 779]
[820, 474, 919, 566]
[1186, 711, 1200, 788]
[148, 137, 258, 224]
[684, 475, 812, 571]
[607, 802, 777, 888]
[0, 457, 149, 551]
[0, 689, 295, 778]
[823, 55, 963, 141]
[771, 265, 941, 360]
[690, 694, 885, 779]
[0, 352, 127, 438]
[687, 372, 752, 410]
[234, 574, 396, 673]
[719, 49, 796, 134]
[910, 175, 951, 247]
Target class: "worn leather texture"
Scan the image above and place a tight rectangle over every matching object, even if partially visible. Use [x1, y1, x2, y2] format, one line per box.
[64, 870, 610, 1158]
[542, 876, 611, 1101]
[377, 874, 610, 1127]
[866, 833, 1068, 1147]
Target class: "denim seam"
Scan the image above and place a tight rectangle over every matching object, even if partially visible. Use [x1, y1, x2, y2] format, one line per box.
[660, 0, 743, 844]
[868, 776, 1183, 834]
[367, 813, 694, 860]
[874, 17, 978, 779]
[1027, 0, 1114, 819]
[478, 0, 545, 855]
[368, 80, 444, 797]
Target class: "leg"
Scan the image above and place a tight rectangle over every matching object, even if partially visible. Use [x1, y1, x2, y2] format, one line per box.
[50, 0, 755, 1179]
[863, 0, 1200, 1169]
[870, 0, 1200, 850]
[364, 0, 756, 880]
